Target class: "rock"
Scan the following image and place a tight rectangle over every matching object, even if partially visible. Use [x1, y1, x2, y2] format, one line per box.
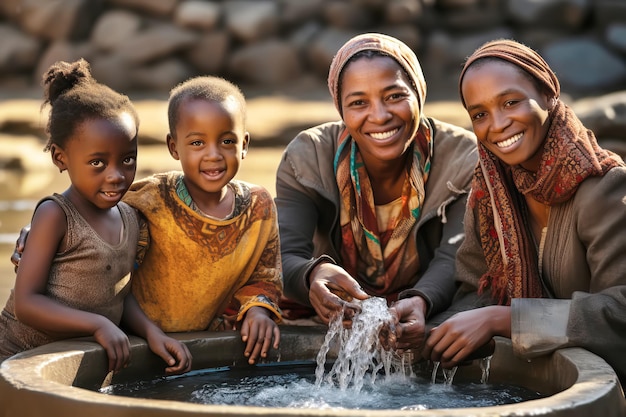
[130, 59, 195, 91]
[223, 1, 279, 43]
[115, 23, 197, 65]
[323, 1, 376, 29]
[384, 0, 424, 25]
[33, 41, 96, 85]
[228, 39, 302, 85]
[107, 0, 179, 17]
[605, 24, 626, 54]
[506, 0, 590, 30]
[543, 38, 626, 93]
[305, 28, 359, 77]
[90, 10, 143, 52]
[0, 24, 41, 73]
[174, 1, 221, 31]
[279, 0, 324, 27]
[185, 31, 230, 75]
[14, 0, 102, 40]
[573, 91, 626, 139]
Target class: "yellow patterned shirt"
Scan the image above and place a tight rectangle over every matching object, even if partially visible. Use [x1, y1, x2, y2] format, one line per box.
[123, 171, 282, 332]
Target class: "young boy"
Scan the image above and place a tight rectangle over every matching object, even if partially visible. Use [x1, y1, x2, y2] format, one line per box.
[120, 76, 282, 365]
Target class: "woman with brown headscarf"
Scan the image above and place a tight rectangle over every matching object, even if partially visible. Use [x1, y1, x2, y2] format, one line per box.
[276, 33, 477, 350]
[423, 39, 626, 386]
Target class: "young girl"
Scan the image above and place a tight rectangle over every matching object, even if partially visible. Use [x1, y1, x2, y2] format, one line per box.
[123, 76, 283, 365]
[423, 40, 626, 386]
[0, 59, 191, 375]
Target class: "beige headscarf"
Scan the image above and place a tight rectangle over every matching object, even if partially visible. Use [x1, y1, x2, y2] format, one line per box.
[327, 33, 427, 115]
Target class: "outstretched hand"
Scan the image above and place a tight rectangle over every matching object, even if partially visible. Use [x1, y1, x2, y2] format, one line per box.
[422, 306, 509, 368]
[308, 262, 370, 326]
[240, 306, 280, 365]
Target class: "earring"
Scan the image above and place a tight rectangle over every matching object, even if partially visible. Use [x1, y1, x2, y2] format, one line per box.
[550, 97, 557, 111]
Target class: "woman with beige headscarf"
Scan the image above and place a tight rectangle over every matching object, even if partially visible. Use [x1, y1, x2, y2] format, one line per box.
[276, 33, 477, 350]
[422, 39, 626, 387]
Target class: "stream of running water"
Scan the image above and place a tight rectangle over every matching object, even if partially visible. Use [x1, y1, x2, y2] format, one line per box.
[315, 297, 412, 391]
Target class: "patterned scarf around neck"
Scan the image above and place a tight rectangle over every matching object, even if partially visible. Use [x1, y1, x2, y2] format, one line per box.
[334, 118, 433, 296]
[471, 101, 624, 304]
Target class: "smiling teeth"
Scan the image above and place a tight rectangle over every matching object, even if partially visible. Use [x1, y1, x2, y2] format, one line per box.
[370, 128, 398, 140]
[496, 133, 523, 148]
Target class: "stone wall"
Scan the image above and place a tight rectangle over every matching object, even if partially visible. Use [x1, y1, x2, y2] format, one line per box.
[1, 0, 626, 98]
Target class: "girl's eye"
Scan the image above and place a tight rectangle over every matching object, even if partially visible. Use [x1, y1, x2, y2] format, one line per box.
[471, 112, 485, 121]
[123, 156, 136, 166]
[190, 140, 203, 146]
[90, 160, 104, 168]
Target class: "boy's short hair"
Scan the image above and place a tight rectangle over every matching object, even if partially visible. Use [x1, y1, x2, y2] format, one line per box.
[168, 76, 247, 136]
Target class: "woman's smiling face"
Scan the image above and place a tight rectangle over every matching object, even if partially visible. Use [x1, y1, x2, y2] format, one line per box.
[461, 59, 552, 172]
[339, 55, 419, 165]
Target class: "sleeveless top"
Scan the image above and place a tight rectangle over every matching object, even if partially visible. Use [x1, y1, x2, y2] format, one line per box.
[0, 194, 139, 359]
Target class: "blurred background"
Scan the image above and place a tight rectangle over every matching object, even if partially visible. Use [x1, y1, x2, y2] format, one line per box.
[1, 0, 626, 98]
[1, 0, 626, 303]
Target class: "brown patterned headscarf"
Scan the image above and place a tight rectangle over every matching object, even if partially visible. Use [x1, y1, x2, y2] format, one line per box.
[460, 39, 624, 304]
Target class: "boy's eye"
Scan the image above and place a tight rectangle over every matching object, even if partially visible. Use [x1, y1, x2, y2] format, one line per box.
[90, 160, 104, 167]
[123, 156, 136, 166]
[190, 140, 203, 146]
[223, 138, 235, 145]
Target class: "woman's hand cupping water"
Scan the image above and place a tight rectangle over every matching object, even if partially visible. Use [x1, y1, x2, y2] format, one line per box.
[382, 296, 428, 352]
[308, 262, 370, 326]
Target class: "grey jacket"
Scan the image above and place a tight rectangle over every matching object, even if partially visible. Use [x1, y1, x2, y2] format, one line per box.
[275, 119, 478, 317]
[454, 166, 626, 385]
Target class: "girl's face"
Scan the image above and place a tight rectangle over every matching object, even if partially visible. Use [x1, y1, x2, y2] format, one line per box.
[461, 60, 552, 172]
[339, 55, 419, 166]
[167, 97, 249, 206]
[52, 112, 138, 210]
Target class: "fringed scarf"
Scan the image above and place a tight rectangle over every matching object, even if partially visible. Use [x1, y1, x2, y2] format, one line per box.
[470, 100, 623, 305]
[334, 120, 433, 296]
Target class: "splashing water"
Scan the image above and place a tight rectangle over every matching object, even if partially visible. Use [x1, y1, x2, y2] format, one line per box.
[315, 297, 411, 392]
[480, 355, 493, 384]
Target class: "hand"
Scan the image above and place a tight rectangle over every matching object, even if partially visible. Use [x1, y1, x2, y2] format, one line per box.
[92, 319, 132, 373]
[240, 306, 280, 365]
[384, 297, 427, 352]
[11, 224, 30, 273]
[145, 329, 193, 375]
[308, 262, 370, 325]
[422, 306, 510, 368]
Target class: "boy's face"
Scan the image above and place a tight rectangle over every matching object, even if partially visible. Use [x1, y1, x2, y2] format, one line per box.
[167, 97, 249, 204]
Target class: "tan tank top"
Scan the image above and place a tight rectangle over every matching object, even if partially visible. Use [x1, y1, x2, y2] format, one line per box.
[0, 194, 139, 359]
